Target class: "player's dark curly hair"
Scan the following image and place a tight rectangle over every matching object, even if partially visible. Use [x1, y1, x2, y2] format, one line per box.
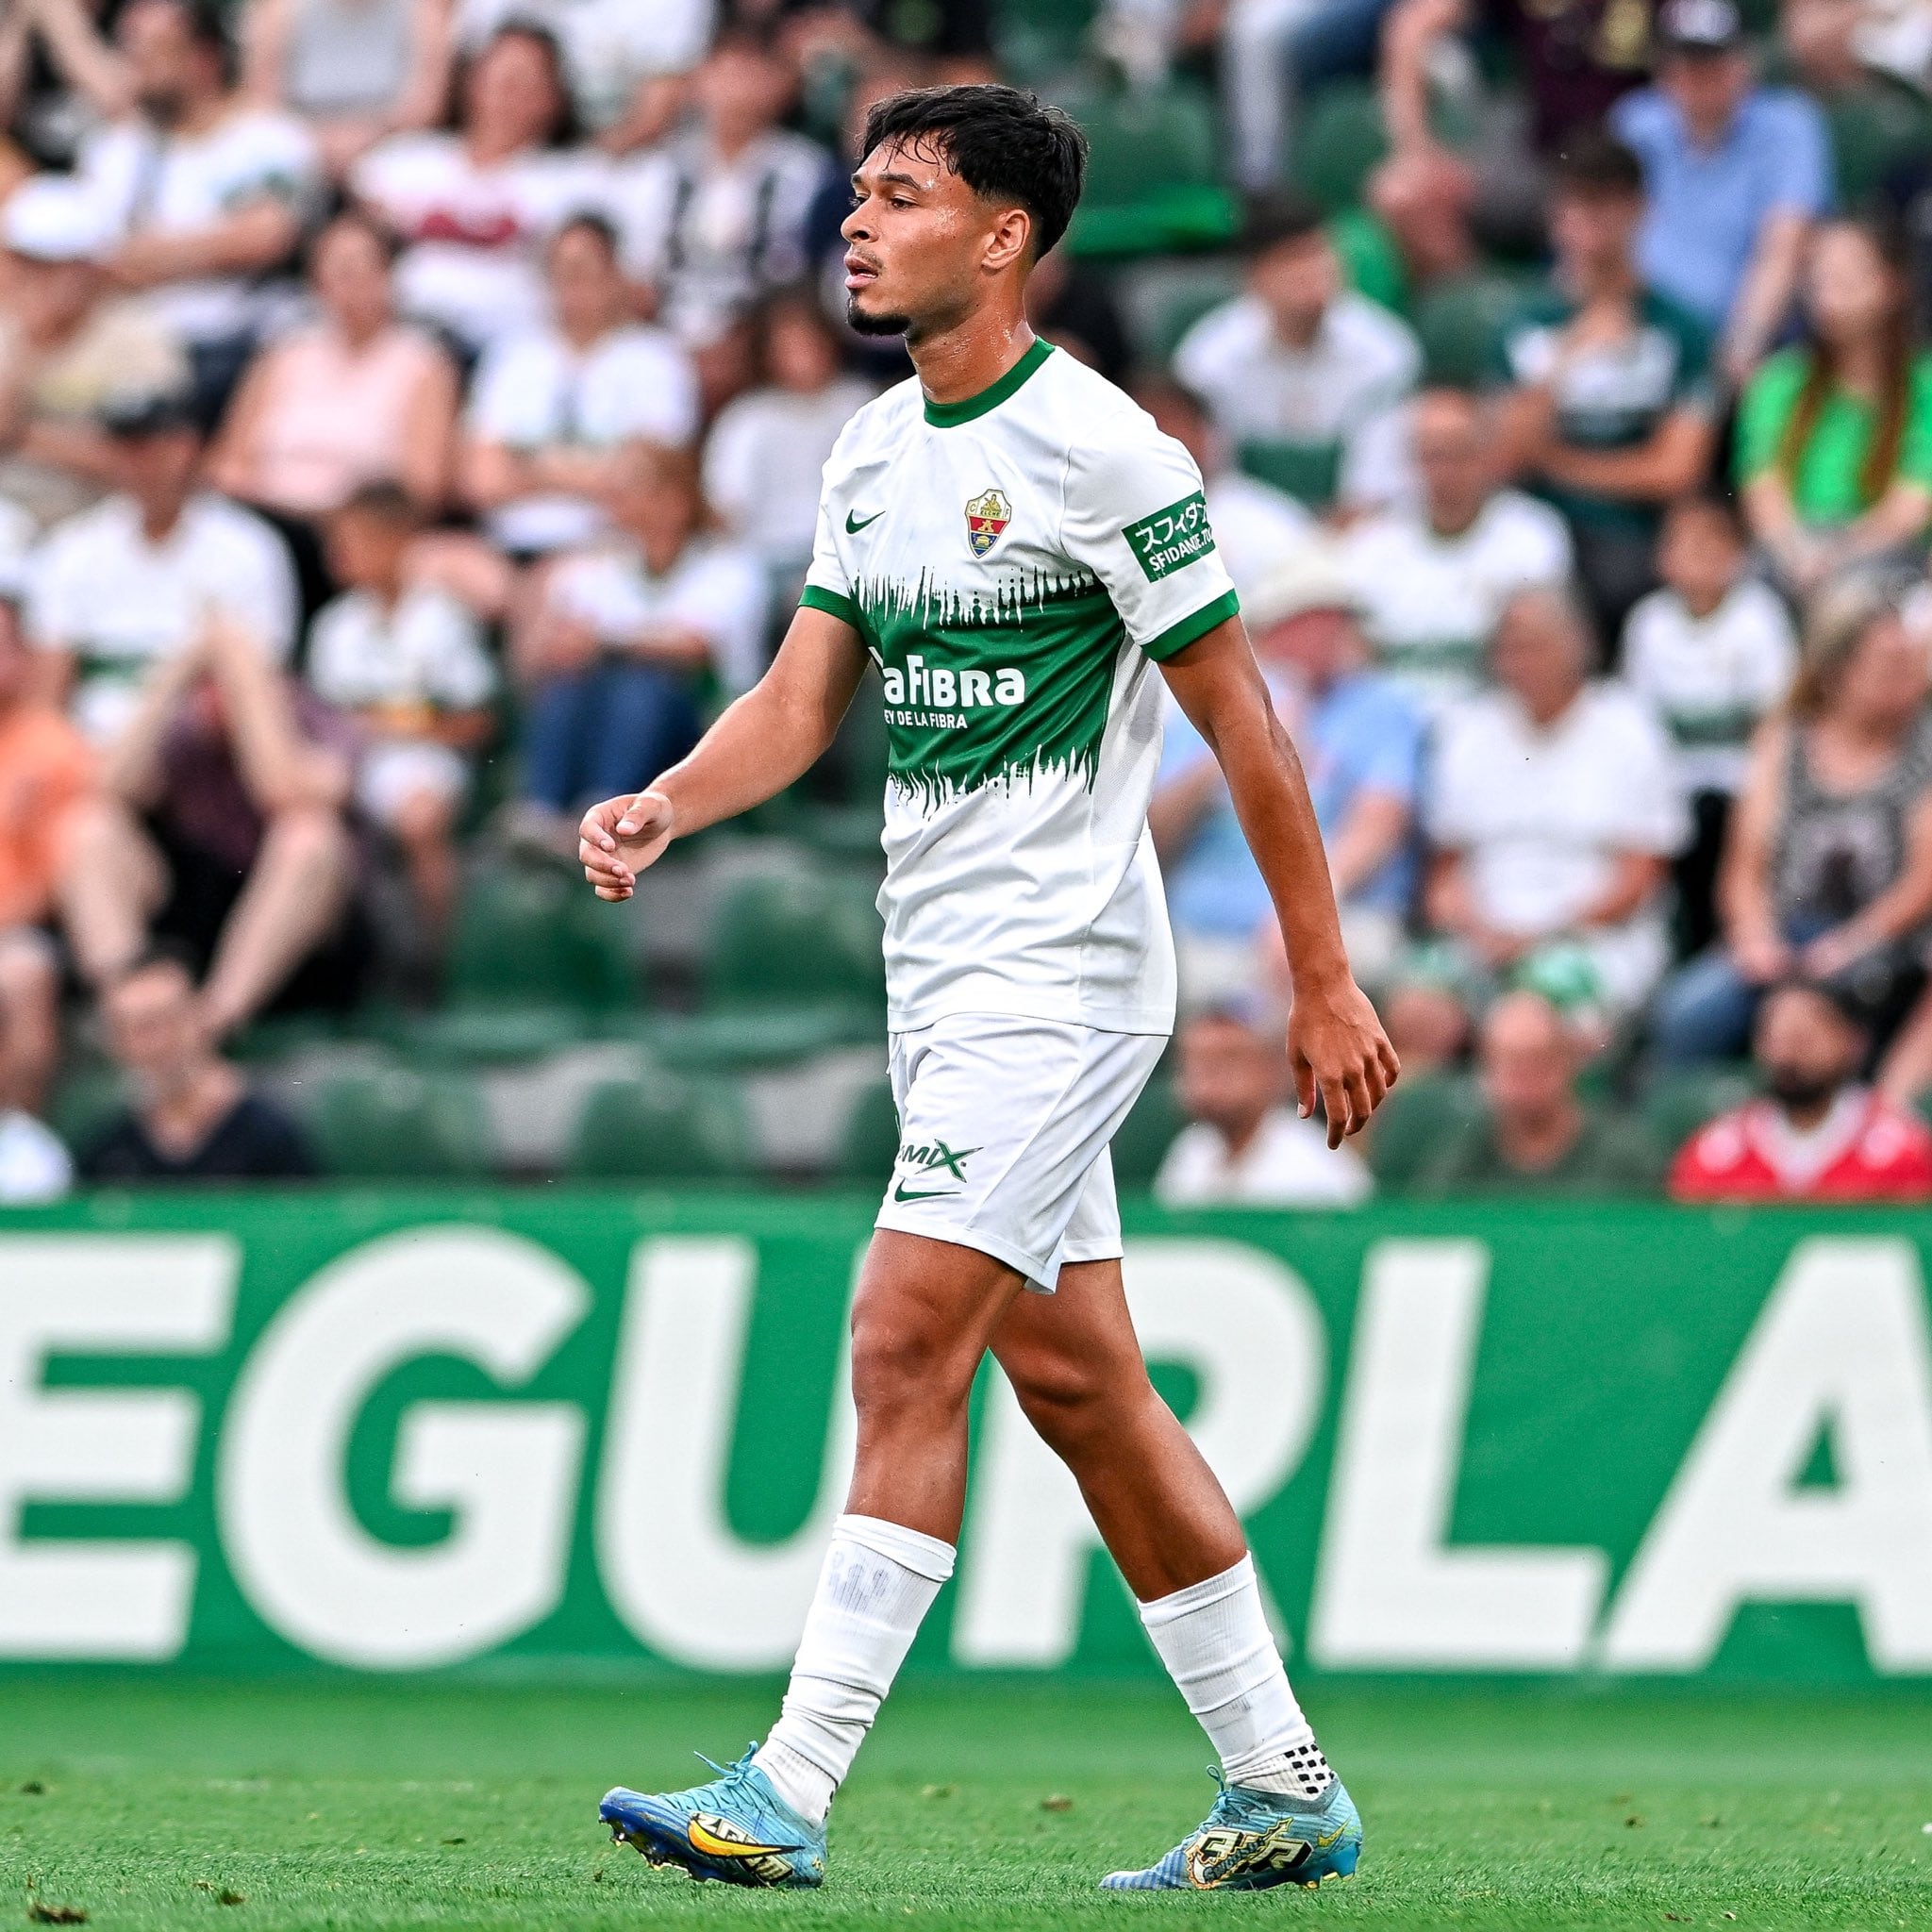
[860, 85, 1088, 260]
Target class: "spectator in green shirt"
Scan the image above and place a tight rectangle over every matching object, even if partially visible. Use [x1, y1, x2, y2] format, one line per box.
[1739, 218, 1932, 594]
[1410, 989, 1664, 1194]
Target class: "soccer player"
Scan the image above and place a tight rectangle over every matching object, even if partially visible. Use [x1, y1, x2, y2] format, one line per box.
[579, 84, 1398, 1895]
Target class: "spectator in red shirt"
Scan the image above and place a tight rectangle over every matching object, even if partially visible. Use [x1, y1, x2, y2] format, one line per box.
[1669, 977, 1932, 1202]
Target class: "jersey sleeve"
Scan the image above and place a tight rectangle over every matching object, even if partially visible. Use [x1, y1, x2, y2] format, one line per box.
[1060, 422, 1239, 660]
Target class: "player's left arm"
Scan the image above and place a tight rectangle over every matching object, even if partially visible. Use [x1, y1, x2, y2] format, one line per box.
[1159, 617, 1399, 1144]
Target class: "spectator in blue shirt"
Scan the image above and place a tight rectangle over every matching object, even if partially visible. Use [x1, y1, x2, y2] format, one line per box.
[1612, 0, 1830, 385]
[1150, 542, 1423, 1005]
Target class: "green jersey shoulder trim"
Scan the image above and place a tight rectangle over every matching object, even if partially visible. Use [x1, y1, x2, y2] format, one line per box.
[1141, 589, 1241, 661]
[923, 339, 1056, 428]
[799, 584, 859, 627]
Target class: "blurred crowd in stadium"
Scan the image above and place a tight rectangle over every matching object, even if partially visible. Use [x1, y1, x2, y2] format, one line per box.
[4, 0, 1932, 1205]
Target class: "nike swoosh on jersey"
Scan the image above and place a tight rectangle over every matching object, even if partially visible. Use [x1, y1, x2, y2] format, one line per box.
[686, 1818, 801, 1859]
[892, 1181, 958, 1202]
[845, 508, 883, 533]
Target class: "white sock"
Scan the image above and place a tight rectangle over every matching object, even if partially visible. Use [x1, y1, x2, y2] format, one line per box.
[752, 1513, 955, 1826]
[1139, 1554, 1334, 1802]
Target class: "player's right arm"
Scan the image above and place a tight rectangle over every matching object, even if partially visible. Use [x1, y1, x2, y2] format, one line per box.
[577, 603, 868, 902]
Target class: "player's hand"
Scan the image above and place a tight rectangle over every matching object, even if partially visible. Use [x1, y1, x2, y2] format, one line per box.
[1288, 976, 1400, 1150]
[579, 789, 675, 901]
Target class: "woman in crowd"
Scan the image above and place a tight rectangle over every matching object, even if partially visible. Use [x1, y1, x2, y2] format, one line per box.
[1653, 577, 1932, 1064]
[209, 210, 458, 613]
[1739, 220, 1932, 593]
[349, 22, 606, 361]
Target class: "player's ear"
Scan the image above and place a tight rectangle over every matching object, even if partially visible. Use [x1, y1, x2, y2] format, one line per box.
[983, 204, 1033, 275]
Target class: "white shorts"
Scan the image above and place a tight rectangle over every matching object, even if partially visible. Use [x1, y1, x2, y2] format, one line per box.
[874, 1013, 1167, 1292]
[355, 740, 471, 831]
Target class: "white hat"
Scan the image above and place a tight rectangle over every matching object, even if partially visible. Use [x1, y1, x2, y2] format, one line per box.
[1, 177, 118, 264]
[1243, 541, 1364, 630]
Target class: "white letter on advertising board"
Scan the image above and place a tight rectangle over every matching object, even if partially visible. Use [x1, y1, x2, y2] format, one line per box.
[1602, 1237, 1932, 1672]
[219, 1227, 588, 1668]
[953, 1239, 1324, 1666]
[0, 1236, 235, 1658]
[1309, 1240, 1607, 1668]
[596, 1236, 858, 1668]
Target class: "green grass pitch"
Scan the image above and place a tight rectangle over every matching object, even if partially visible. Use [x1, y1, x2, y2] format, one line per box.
[2, 1675, 1928, 1929]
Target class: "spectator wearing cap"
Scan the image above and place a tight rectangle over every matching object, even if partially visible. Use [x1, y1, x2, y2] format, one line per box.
[208, 210, 461, 559]
[610, 27, 833, 355]
[238, 0, 454, 181]
[1491, 132, 1717, 642]
[461, 210, 698, 565]
[21, 0, 322, 425]
[1736, 218, 1932, 597]
[1393, 584, 1687, 1062]
[0, 175, 189, 530]
[1340, 387, 1574, 715]
[1173, 190, 1422, 516]
[1154, 1001, 1374, 1208]
[1128, 373, 1314, 608]
[350, 22, 608, 360]
[1652, 576, 1932, 1065]
[0, 558, 93, 1120]
[1409, 988, 1664, 1194]
[1669, 977, 1932, 1200]
[26, 386, 296, 749]
[1611, 0, 1830, 385]
[1150, 542, 1423, 1001]
[79, 942, 315, 1181]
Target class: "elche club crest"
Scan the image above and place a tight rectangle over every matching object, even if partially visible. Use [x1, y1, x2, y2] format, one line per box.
[965, 487, 1011, 558]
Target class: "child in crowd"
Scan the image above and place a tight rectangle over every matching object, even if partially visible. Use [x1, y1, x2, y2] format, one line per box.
[307, 483, 497, 941]
[1622, 497, 1799, 956]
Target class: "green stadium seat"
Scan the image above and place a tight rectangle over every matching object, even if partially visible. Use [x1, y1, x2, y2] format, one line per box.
[1290, 80, 1388, 215]
[1366, 1072, 1482, 1189]
[307, 1069, 494, 1179]
[701, 870, 886, 1012]
[1063, 84, 1237, 257]
[836, 1076, 902, 1181]
[1237, 437, 1342, 508]
[992, 0, 1095, 86]
[1127, 266, 1244, 364]
[1413, 270, 1534, 389]
[1640, 1064, 1757, 1163]
[448, 858, 640, 1014]
[565, 1073, 755, 1180]
[45, 1064, 125, 1155]
[1824, 77, 1932, 209]
[1110, 1074, 1187, 1189]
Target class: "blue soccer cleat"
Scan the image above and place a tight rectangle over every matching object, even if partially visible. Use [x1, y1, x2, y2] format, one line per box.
[599, 1745, 826, 1890]
[1101, 1772, 1361, 1892]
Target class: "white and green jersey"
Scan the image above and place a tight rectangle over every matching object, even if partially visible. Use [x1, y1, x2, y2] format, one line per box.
[801, 340, 1239, 1036]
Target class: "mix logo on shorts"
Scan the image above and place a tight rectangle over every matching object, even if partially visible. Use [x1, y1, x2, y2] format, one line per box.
[891, 1138, 979, 1202]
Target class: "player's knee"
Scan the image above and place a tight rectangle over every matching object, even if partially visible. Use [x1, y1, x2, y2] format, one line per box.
[1005, 1349, 1137, 1456]
[849, 1307, 972, 1419]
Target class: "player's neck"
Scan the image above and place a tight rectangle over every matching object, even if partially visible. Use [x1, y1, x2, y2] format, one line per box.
[908, 304, 1039, 410]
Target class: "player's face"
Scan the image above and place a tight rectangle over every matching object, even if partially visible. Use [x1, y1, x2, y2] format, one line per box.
[841, 138, 1027, 341]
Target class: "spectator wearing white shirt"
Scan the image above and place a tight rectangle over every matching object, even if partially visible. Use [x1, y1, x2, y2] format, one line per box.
[309, 483, 495, 941]
[25, 0, 321, 425]
[27, 388, 297, 748]
[1622, 495, 1798, 956]
[1130, 373, 1313, 608]
[1172, 190, 1422, 514]
[238, 0, 455, 181]
[511, 442, 766, 847]
[1341, 388, 1574, 714]
[611, 27, 834, 355]
[703, 292, 876, 590]
[1392, 583, 1689, 1064]
[1155, 1003, 1373, 1208]
[351, 23, 608, 358]
[0, 1101, 71, 1202]
[462, 210, 698, 562]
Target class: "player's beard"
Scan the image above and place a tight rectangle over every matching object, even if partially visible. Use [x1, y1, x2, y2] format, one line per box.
[846, 295, 910, 337]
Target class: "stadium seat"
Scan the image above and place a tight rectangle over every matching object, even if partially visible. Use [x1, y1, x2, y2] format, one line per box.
[1062, 83, 1238, 257]
[1824, 78, 1932, 208]
[701, 869, 886, 1013]
[448, 858, 639, 1014]
[1124, 262, 1245, 365]
[1366, 1072, 1483, 1189]
[565, 1072, 756, 1180]
[1237, 437, 1342, 508]
[992, 0, 1095, 87]
[835, 1076, 902, 1180]
[306, 1068, 494, 1179]
[1413, 270, 1535, 388]
[1289, 80, 1388, 215]
[1640, 1064, 1757, 1163]
[1109, 1074, 1188, 1188]
[45, 1063, 125, 1156]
